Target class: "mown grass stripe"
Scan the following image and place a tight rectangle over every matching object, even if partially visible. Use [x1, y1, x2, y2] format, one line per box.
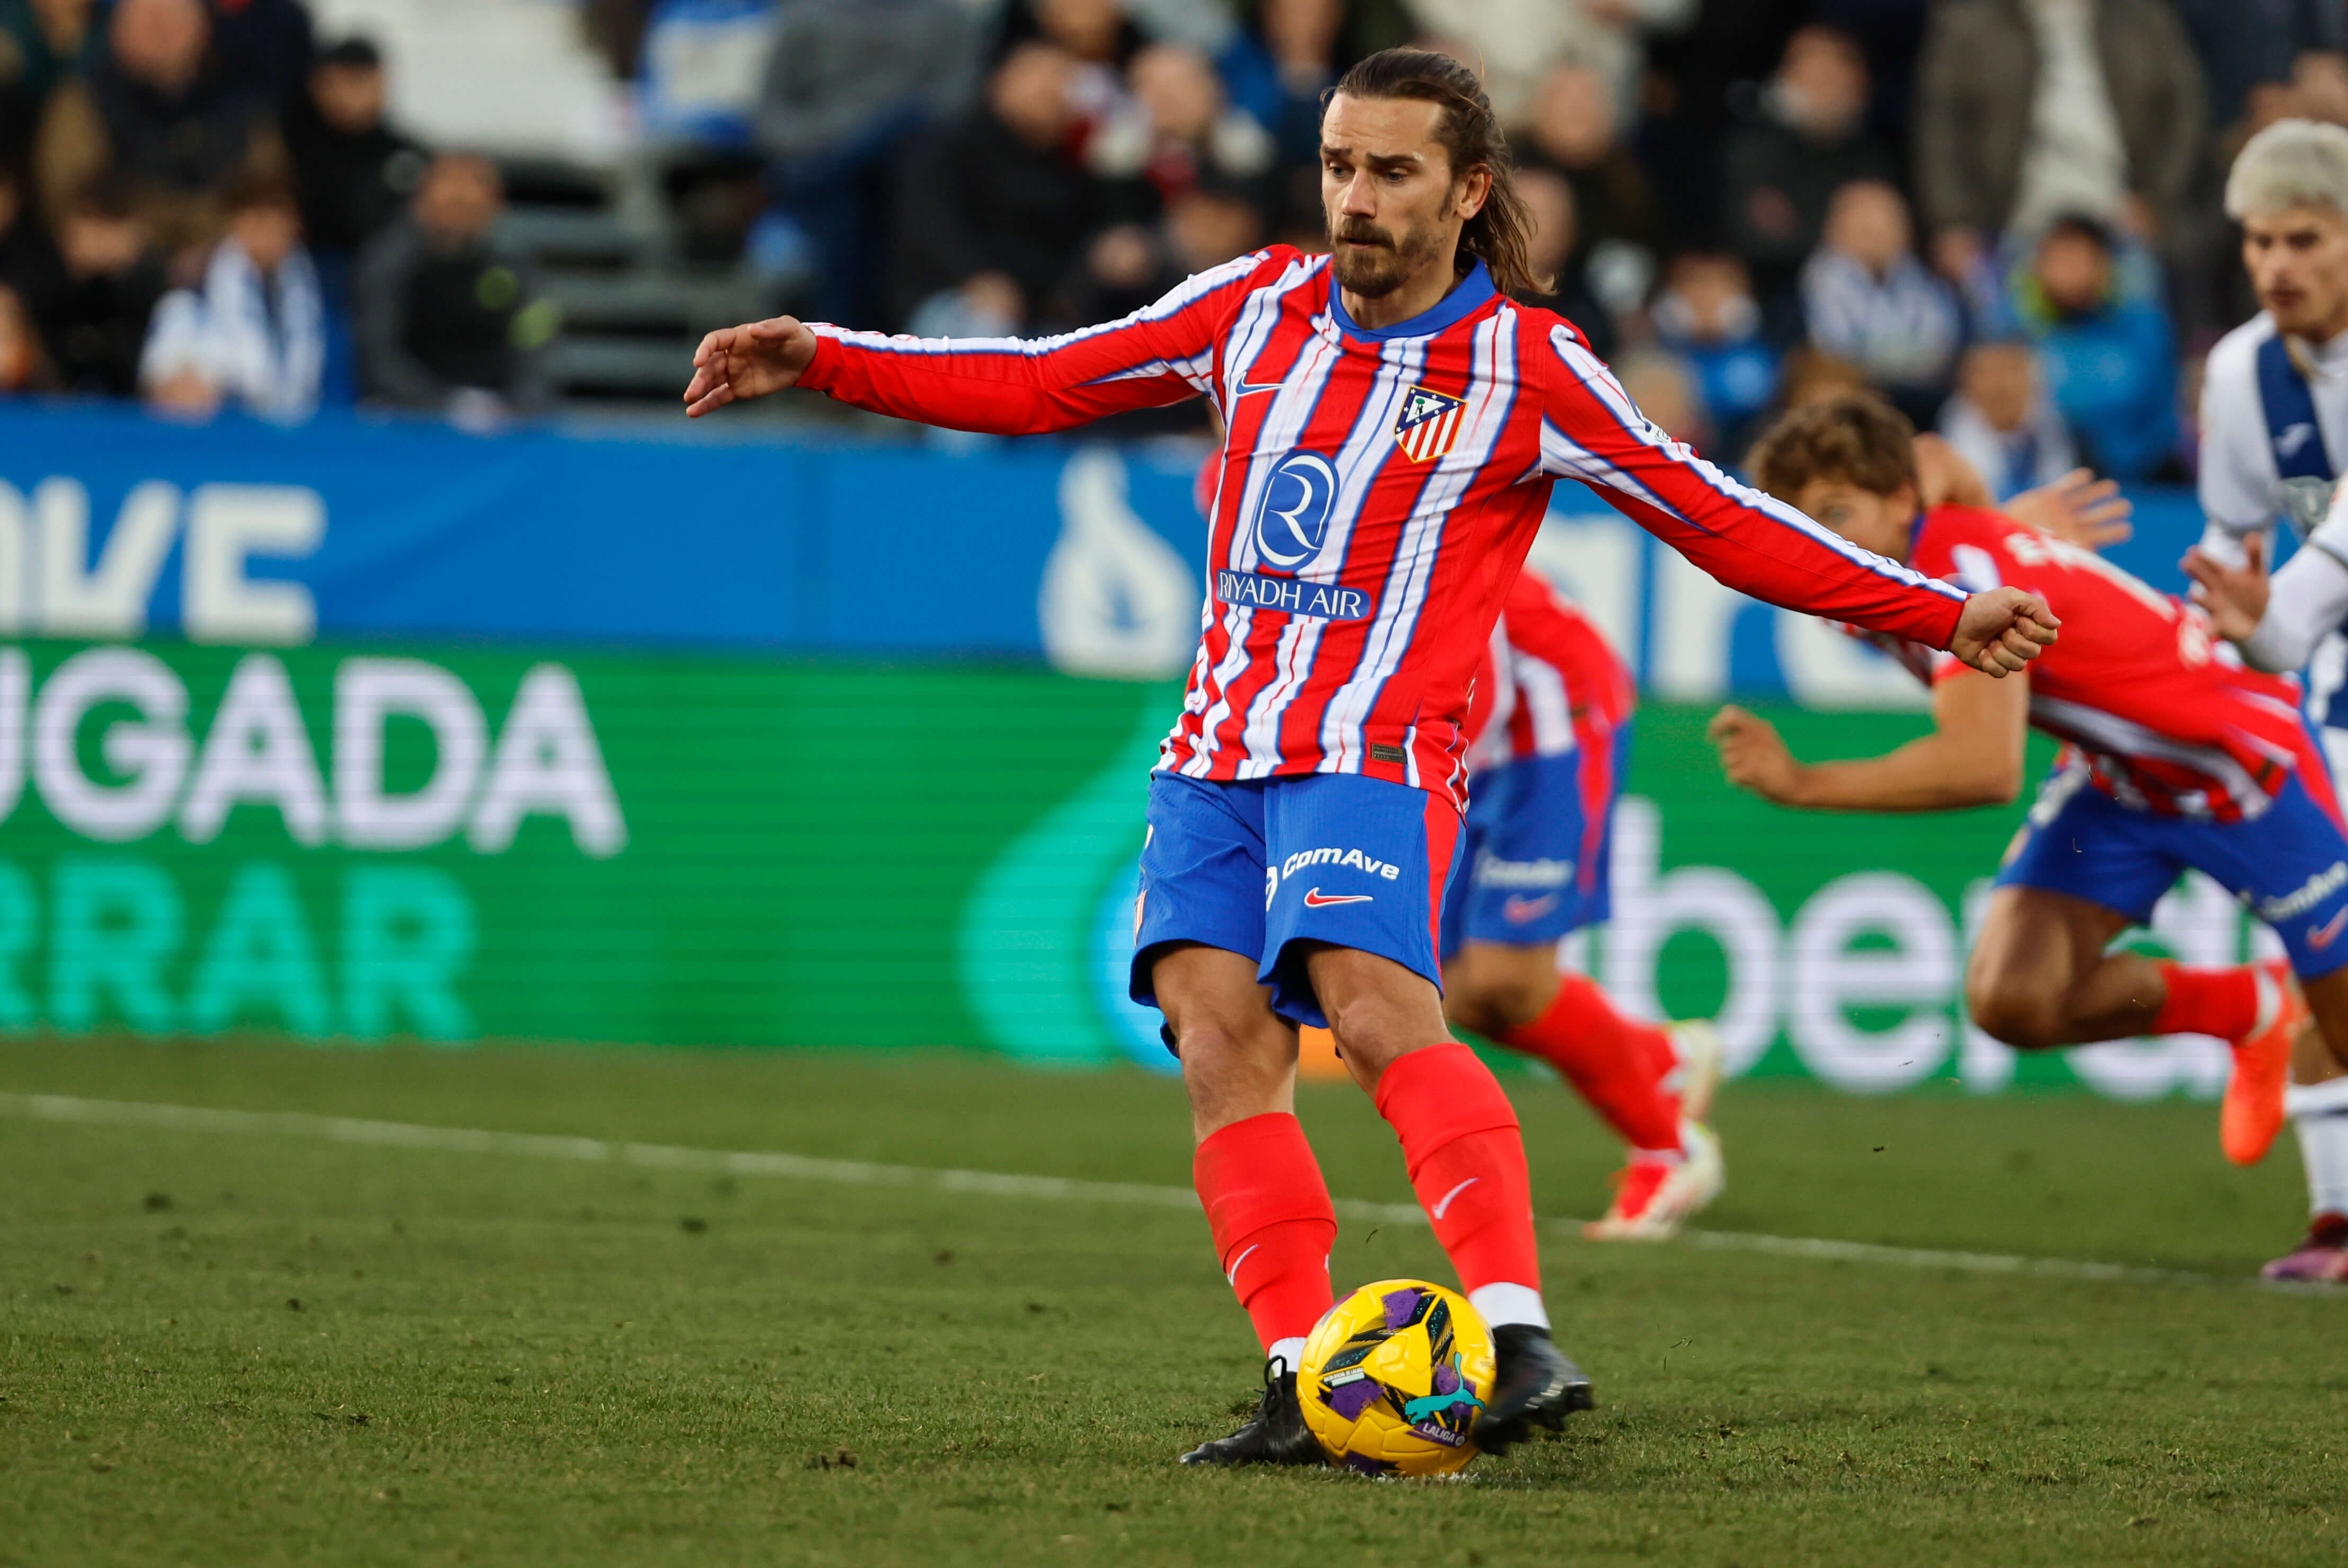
[2, 1090, 2313, 1295]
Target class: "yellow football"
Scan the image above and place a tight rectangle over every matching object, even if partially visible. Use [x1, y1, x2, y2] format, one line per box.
[1297, 1278, 1497, 1476]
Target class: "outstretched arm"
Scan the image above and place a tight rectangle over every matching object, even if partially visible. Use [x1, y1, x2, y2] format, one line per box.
[2185, 529, 2348, 673]
[1536, 327, 2056, 674]
[683, 251, 1285, 434]
[1709, 667, 2030, 812]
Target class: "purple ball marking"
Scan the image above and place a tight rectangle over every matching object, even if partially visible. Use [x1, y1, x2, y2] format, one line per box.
[1322, 1379, 1383, 1421]
[1431, 1361, 1460, 1395]
[1381, 1288, 1422, 1330]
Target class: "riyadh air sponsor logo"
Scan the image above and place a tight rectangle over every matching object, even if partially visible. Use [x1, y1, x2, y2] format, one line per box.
[1502, 894, 1559, 924]
[2254, 861, 2348, 922]
[1303, 888, 1373, 907]
[1393, 384, 1466, 462]
[1249, 450, 1338, 568]
[1214, 570, 1373, 620]
[1472, 852, 1574, 889]
[2312, 906, 2348, 950]
[1277, 846, 1405, 882]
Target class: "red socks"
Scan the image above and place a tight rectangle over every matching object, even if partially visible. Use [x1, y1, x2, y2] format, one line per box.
[1193, 1113, 1337, 1355]
[1499, 974, 1683, 1155]
[1373, 1041, 1542, 1297]
[2151, 961, 2262, 1041]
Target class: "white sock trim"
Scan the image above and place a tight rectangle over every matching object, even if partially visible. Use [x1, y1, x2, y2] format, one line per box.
[1266, 1335, 1307, 1374]
[1468, 1281, 1550, 1331]
[2285, 1076, 2348, 1117]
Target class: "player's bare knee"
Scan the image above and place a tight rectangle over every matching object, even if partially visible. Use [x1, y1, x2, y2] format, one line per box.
[1965, 973, 2065, 1050]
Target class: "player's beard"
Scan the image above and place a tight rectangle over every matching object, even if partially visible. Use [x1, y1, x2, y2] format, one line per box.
[1328, 213, 1450, 298]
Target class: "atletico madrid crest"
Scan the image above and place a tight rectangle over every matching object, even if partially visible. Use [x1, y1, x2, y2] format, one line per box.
[1394, 385, 1466, 462]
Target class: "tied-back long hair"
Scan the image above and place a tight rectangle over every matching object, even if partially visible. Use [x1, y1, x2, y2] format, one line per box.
[1328, 49, 1549, 300]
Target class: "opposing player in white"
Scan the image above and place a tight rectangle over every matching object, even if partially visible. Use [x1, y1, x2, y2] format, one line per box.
[2182, 119, 2348, 1283]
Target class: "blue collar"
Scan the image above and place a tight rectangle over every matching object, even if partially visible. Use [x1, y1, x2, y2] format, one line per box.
[1327, 259, 1497, 341]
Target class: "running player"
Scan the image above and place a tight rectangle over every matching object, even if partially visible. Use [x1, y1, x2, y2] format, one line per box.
[1712, 394, 2348, 1284]
[1443, 568, 1728, 1239]
[682, 51, 2058, 1464]
[2178, 120, 2348, 1281]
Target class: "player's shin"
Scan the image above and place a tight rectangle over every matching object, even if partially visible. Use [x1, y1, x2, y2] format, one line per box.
[1193, 1112, 1337, 1366]
[1371, 1040, 1546, 1327]
[1497, 973, 1684, 1155]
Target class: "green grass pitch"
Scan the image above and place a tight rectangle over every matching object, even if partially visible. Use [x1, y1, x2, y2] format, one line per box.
[2, 1037, 2342, 1566]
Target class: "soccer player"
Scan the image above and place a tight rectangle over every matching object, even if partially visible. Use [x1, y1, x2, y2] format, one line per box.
[2167, 119, 2348, 1284]
[1712, 394, 2348, 1285]
[682, 50, 2058, 1464]
[1443, 568, 1728, 1239]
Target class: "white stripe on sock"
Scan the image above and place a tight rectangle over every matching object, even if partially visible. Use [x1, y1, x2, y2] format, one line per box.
[2284, 1074, 2348, 1117]
[1267, 1336, 1306, 1374]
[1468, 1281, 1550, 1330]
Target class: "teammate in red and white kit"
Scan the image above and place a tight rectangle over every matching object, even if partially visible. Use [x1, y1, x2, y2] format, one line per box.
[1712, 395, 2348, 1280]
[1444, 570, 1730, 1239]
[683, 52, 2057, 1465]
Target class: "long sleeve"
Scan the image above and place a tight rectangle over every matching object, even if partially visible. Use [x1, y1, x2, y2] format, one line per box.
[1534, 322, 1968, 649]
[2245, 541, 2348, 673]
[801, 251, 1282, 435]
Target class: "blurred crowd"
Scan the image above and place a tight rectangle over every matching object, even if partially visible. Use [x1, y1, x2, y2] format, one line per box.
[731, 0, 2347, 480]
[0, 0, 551, 426]
[0, 0, 2342, 477]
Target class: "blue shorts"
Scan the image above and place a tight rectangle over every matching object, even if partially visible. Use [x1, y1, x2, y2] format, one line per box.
[1130, 771, 1464, 1030]
[1440, 728, 1627, 958]
[1997, 761, 2348, 979]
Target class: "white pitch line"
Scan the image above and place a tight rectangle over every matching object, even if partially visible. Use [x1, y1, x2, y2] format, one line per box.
[0, 1092, 2319, 1296]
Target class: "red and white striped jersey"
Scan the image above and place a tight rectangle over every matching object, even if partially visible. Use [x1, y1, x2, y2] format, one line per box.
[802, 246, 1966, 808]
[1909, 505, 2314, 821]
[1465, 569, 1634, 771]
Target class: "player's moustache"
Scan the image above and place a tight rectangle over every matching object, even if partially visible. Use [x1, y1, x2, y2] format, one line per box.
[1333, 221, 1394, 249]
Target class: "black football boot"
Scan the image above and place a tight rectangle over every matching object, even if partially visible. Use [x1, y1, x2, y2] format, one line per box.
[1474, 1324, 1595, 1454]
[1179, 1357, 1327, 1467]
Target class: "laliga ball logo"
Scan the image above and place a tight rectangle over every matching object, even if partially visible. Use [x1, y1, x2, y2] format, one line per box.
[1250, 451, 1338, 571]
[1299, 1278, 1497, 1477]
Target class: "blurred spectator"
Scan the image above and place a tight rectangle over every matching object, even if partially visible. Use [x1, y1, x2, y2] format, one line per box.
[1064, 182, 1265, 324]
[355, 153, 555, 425]
[0, 0, 99, 145]
[284, 37, 425, 261]
[1518, 63, 1661, 322]
[1006, 0, 1143, 121]
[1515, 166, 1617, 360]
[138, 172, 320, 420]
[2006, 215, 2175, 480]
[1938, 341, 2078, 499]
[1719, 25, 1898, 311]
[1653, 253, 1780, 451]
[0, 162, 65, 329]
[1215, 0, 1344, 230]
[206, 0, 312, 109]
[1087, 43, 1273, 219]
[0, 281, 56, 391]
[757, 0, 976, 328]
[889, 42, 1106, 331]
[1914, 0, 2207, 282]
[1402, 0, 1696, 127]
[1799, 180, 1962, 423]
[46, 178, 166, 395]
[2173, 1, 2346, 134]
[34, 0, 282, 256]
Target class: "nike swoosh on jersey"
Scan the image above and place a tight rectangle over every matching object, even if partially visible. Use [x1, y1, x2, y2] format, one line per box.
[1302, 888, 1374, 907]
[1230, 380, 1285, 397]
[2311, 906, 2348, 950]
[1430, 1177, 1479, 1220]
